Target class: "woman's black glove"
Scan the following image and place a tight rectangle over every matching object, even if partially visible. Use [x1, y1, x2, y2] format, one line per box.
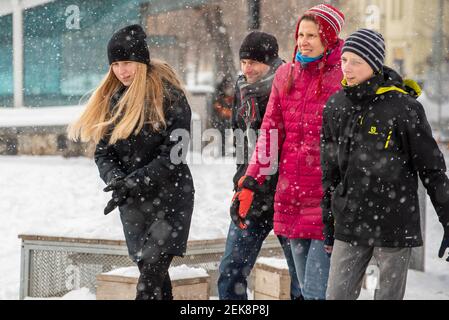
[103, 177, 129, 215]
[103, 168, 154, 215]
[438, 228, 449, 262]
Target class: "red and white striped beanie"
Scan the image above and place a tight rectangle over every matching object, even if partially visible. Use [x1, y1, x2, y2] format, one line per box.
[295, 4, 345, 50]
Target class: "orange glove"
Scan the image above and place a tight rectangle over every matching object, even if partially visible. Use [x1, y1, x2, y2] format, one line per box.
[230, 176, 259, 229]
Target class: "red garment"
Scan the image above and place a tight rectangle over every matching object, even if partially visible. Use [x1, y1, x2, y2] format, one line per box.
[245, 39, 344, 240]
[300, 4, 345, 48]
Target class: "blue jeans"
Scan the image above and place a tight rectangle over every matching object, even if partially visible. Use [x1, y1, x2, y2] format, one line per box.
[218, 220, 301, 300]
[290, 238, 330, 300]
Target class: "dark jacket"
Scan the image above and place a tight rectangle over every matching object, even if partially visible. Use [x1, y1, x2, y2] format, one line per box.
[231, 57, 282, 223]
[94, 83, 194, 261]
[321, 66, 449, 247]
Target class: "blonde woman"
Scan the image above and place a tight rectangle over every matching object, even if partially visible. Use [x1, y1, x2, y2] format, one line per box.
[68, 25, 194, 300]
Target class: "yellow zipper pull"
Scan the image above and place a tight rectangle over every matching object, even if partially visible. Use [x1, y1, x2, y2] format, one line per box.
[384, 130, 393, 149]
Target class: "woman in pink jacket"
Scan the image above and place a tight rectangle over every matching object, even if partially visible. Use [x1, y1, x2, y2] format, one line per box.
[232, 4, 345, 300]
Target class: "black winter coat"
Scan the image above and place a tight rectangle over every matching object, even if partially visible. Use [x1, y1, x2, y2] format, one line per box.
[321, 67, 449, 247]
[231, 58, 283, 223]
[95, 84, 194, 262]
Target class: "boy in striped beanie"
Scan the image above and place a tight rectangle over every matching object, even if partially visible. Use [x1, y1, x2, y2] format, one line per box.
[342, 28, 386, 75]
[322, 29, 449, 300]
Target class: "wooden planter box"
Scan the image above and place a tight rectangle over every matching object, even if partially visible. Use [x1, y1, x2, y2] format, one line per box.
[253, 259, 291, 300]
[96, 267, 210, 300]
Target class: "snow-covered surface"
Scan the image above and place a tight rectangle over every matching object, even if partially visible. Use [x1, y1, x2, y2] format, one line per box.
[0, 96, 203, 127]
[1, 149, 449, 299]
[0, 106, 85, 127]
[58, 287, 96, 300]
[419, 92, 449, 125]
[5, 154, 233, 241]
[103, 266, 140, 278]
[256, 257, 288, 270]
[185, 84, 214, 94]
[25, 287, 96, 300]
[104, 264, 208, 281]
[0, 91, 443, 128]
[185, 70, 214, 93]
[0, 154, 233, 299]
[169, 264, 209, 281]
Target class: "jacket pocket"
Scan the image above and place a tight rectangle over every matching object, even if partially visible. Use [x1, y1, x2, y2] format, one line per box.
[331, 184, 347, 220]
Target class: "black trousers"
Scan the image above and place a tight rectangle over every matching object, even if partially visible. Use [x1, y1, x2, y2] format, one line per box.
[136, 254, 174, 300]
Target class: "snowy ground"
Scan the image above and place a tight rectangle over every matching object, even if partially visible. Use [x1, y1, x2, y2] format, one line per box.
[1, 149, 448, 300]
[0, 154, 234, 300]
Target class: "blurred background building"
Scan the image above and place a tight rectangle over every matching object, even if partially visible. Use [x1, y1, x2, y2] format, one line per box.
[0, 0, 448, 154]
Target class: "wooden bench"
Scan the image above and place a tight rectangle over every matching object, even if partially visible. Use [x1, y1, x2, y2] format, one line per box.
[253, 257, 291, 300]
[96, 265, 210, 300]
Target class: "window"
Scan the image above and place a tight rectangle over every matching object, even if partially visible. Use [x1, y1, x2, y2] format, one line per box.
[392, 0, 404, 21]
[393, 47, 405, 75]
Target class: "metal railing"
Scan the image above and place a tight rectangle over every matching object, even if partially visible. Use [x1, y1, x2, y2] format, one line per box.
[19, 234, 284, 299]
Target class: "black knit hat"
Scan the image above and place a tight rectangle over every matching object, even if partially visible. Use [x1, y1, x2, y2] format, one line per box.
[342, 28, 385, 73]
[107, 24, 150, 66]
[239, 31, 279, 65]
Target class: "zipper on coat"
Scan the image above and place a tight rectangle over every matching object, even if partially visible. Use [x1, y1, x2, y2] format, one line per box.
[384, 130, 393, 149]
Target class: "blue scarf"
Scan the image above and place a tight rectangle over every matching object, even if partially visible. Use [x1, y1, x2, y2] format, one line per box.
[295, 51, 324, 66]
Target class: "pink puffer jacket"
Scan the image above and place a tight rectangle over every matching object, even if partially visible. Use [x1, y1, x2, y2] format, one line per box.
[246, 40, 344, 240]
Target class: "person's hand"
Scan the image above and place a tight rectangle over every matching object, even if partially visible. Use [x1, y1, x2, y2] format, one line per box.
[104, 187, 129, 215]
[438, 228, 449, 262]
[324, 235, 334, 256]
[103, 176, 125, 192]
[229, 176, 261, 229]
[103, 177, 129, 215]
[230, 188, 254, 230]
[324, 245, 333, 255]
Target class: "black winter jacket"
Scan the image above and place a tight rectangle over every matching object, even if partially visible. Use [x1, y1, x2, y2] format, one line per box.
[321, 67, 449, 247]
[94, 83, 194, 261]
[231, 58, 283, 222]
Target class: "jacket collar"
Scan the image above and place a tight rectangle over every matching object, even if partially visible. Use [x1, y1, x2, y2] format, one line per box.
[342, 72, 383, 103]
[342, 66, 413, 103]
[297, 38, 344, 73]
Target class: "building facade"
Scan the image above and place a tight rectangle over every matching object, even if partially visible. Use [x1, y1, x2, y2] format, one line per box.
[0, 0, 446, 108]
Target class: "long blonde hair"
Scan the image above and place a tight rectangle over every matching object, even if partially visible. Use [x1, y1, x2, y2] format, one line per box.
[68, 59, 184, 145]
